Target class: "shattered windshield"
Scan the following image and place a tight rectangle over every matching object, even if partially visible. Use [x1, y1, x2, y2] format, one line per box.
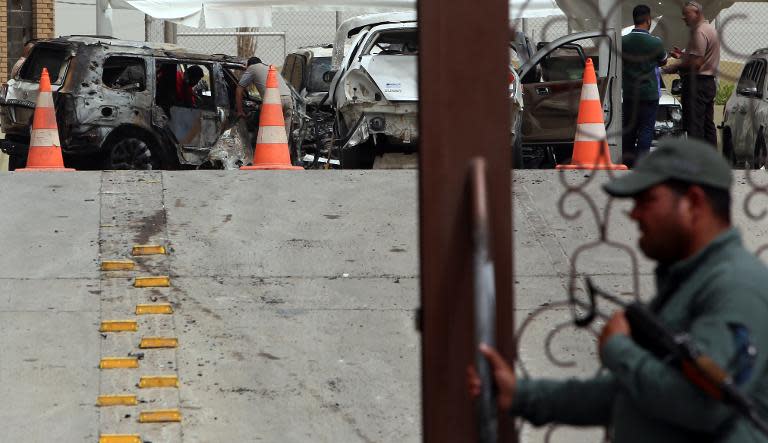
[307, 56, 332, 93]
[20, 45, 70, 84]
[365, 29, 418, 56]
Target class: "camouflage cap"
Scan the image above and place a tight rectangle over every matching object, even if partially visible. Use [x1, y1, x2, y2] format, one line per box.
[603, 137, 732, 197]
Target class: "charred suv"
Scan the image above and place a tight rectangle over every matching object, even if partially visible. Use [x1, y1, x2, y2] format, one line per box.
[0, 36, 289, 170]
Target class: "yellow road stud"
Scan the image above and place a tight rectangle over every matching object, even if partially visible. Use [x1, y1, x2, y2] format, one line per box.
[139, 337, 178, 349]
[99, 357, 139, 369]
[139, 375, 179, 388]
[139, 409, 182, 423]
[135, 303, 173, 315]
[101, 260, 135, 271]
[99, 435, 141, 443]
[97, 395, 138, 406]
[134, 276, 170, 288]
[100, 320, 138, 333]
[132, 245, 166, 256]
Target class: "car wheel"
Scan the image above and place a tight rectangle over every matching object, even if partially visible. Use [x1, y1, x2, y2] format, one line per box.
[512, 115, 524, 169]
[340, 143, 375, 169]
[754, 129, 767, 170]
[7, 153, 26, 171]
[104, 138, 160, 170]
[722, 128, 736, 168]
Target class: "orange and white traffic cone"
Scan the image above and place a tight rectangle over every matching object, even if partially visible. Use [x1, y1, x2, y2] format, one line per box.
[556, 58, 626, 171]
[241, 65, 302, 170]
[16, 67, 74, 172]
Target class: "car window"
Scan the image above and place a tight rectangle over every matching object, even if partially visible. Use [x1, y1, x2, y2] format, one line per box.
[737, 59, 766, 98]
[155, 61, 214, 112]
[306, 56, 332, 93]
[364, 29, 418, 56]
[20, 45, 70, 84]
[287, 55, 305, 91]
[527, 36, 609, 83]
[102, 56, 146, 92]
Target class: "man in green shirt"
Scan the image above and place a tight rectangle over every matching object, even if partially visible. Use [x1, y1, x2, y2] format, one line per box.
[622, 5, 667, 167]
[469, 137, 768, 442]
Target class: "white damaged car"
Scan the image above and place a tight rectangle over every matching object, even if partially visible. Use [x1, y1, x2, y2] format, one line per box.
[327, 12, 524, 168]
[328, 14, 419, 168]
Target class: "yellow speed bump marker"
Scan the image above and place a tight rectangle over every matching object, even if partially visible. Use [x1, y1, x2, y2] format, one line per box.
[139, 337, 178, 349]
[97, 395, 138, 406]
[99, 435, 141, 443]
[136, 303, 173, 315]
[100, 320, 138, 333]
[101, 260, 135, 271]
[99, 357, 139, 369]
[134, 276, 170, 288]
[139, 375, 179, 388]
[132, 245, 166, 256]
[139, 409, 182, 423]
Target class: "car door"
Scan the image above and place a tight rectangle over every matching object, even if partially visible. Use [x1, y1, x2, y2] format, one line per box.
[518, 31, 616, 149]
[154, 61, 220, 165]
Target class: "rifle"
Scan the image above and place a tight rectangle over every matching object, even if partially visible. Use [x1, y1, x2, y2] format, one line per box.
[574, 277, 768, 438]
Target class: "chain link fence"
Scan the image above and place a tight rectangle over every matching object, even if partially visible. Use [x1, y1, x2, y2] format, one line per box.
[145, 9, 395, 66]
[716, 2, 768, 90]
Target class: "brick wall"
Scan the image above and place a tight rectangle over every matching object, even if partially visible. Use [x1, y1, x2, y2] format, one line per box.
[0, 1, 7, 83]
[33, 0, 55, 40]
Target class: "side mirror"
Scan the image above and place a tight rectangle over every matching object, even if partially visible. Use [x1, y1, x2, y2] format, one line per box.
[671, 79, 682, 96]
[738, 79, 758, 97]
[322, 70, 338, 83]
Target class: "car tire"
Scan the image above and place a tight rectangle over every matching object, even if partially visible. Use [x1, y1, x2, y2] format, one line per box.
[512, 115, 524, 169]
[753, 129, 767, 170]
[103, 137, 160, 170]
[722, 127, 736, 168]
[7, 153, 26, 171]
[340, 143, 375, 169]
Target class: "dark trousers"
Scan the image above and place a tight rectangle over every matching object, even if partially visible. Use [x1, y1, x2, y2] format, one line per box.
[681, 75, 717, 146]
[622, 99, 658, 168]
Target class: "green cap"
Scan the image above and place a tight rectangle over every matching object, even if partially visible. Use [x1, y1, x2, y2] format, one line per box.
[603, 137, 732, 197]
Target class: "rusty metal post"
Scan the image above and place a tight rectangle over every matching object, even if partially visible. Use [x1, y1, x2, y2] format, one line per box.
[419, 0, 515, 441]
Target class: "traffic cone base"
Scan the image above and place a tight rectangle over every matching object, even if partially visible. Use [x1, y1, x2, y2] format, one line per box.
[16, 67, 74, 172]
[241, 64, 302, 171]
[556, 58, 626, 171]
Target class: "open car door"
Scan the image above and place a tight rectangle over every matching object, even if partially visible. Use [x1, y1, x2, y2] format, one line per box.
[517, 30, 618, 164]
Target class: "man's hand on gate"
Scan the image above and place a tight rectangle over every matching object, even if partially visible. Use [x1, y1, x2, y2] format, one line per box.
[467, 343, 516, 412]
[599, 311, 631, 358]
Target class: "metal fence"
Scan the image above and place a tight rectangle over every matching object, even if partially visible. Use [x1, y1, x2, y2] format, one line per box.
[716, 2, 768, 86]
[145, 9, 391, 66]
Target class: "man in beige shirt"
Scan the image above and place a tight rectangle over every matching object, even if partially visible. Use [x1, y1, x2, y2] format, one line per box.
[662, 0, 720, 146]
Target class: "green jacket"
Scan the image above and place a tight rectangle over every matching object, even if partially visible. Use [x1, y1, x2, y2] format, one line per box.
[512, 229, 768, 442]
[622, 29, 667, 101]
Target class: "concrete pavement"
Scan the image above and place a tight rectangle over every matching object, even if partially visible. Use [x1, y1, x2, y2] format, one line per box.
[1, 169, 767, 442]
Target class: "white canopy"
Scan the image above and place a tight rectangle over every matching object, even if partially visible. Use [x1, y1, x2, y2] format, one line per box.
[108, 0, 564, 28]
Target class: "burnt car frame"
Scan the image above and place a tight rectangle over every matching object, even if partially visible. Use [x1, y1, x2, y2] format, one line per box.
[0, 36, 301, 170]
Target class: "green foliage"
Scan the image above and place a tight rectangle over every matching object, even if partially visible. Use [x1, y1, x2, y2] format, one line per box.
[716, 82, 735, 106]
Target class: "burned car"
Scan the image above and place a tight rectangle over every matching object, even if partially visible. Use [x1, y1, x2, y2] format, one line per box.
[0, 36, 298, 170]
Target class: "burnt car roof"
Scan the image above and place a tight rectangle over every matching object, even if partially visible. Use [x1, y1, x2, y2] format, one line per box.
[36, 35, 246, 65]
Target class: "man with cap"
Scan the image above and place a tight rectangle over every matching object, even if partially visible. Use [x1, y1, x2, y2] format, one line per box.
[468, 137, 768, 442]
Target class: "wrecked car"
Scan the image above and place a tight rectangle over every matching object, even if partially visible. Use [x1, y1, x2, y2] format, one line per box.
[281, 44, 337, 167]
[0, 36, 301, 170]
[325, 12, 524, 169]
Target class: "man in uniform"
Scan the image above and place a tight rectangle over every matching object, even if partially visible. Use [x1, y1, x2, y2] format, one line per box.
[469, 137, 768, 441]
[622, 5, 667, 167]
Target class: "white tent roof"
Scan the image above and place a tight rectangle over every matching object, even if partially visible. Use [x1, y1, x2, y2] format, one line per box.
[111, 0, 563, 28]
